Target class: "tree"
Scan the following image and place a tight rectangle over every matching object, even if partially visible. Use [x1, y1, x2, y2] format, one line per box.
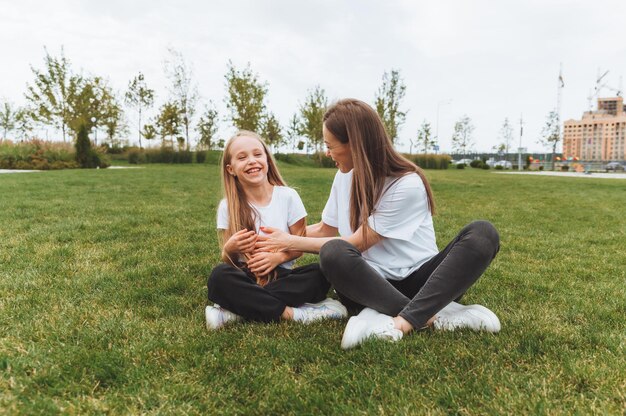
[451, 115, 475, 156]
[260, 112, 283, 151]
[125, 72, 155, 149]
[375, 69, 407, 144]
[14, 108, 33, 140]
[142, 123, 157, 144]
[25, 47, 78, 142]
[196, 103, 219, 150]
[156, 101, 182, 147]
[498, 118, 514, 159]
[102, 99, 126, 147]
[74, 123, 101, 168]
[540, 110, 560, 171]
[165, 49, 198, 150]
[286, 113, 302, 152]
[224, 61, 268, 131]
[416, 120, 434, 154]
[1, 102, 15, 140]
[299, 85, 327, 153]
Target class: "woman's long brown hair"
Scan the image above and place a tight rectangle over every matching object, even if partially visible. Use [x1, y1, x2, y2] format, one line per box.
[323, 99, 435, 245]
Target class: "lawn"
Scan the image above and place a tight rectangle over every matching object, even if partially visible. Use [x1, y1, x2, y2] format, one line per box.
[0, 164, 624, 415]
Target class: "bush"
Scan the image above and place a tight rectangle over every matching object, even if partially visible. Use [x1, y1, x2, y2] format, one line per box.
[456, 163, 465, 169]
[128, 150, 146, 165]
[495, 165, 504, 170]
[561, 165, 569, 171]
[470, 160, 483, 168]
[482, 163, 490, 170]
[539, 165, 544, 171]
[405, 154, 452, 170]
[196, 151, 207, 164]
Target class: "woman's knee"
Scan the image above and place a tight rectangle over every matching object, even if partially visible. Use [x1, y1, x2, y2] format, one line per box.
[466, 220, 500, 257]
[319, 239, 355, 273]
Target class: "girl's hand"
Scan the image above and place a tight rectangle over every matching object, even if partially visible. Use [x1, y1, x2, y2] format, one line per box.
[224, 229, 257, 255]
[256, 227, 292, 252]
[247, 251, 282, 277]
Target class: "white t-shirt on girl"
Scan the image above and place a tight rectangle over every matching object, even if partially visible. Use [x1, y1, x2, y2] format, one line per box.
[217, 186, 307, 270]
[321, 170, 438, 280]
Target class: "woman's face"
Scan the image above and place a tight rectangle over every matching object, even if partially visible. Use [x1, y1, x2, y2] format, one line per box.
[323, 124, 353, 173]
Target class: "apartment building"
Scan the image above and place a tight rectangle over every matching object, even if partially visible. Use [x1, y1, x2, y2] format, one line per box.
[562, 97, 626, 161]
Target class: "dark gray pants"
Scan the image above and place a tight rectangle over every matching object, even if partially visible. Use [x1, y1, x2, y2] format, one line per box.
[319, 221, 500, 330]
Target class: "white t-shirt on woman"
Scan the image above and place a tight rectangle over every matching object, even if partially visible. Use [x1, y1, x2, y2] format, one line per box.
[217, 186, 307, 270]
[321, 170, 438, 280]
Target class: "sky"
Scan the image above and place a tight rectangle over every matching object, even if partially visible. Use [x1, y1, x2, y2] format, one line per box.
[1, 0, 626, 153]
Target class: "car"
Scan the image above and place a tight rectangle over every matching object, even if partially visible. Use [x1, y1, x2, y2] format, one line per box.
[454, 158, 474, 166]
[494, 160, 513, 169]
[604, 162, 625, 172]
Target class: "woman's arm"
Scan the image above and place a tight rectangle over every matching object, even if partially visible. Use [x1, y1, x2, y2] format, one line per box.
[258, 223, 383, 254]
[247, 218, 306, 276]
[306, 221, 339, 238]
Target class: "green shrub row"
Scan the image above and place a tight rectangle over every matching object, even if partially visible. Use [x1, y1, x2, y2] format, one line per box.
[404, 154, 452, 170]
[0, 139, 109, 170]
[126, 148, 224, 165]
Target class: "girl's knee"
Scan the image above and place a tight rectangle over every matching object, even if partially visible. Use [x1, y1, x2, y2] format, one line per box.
[207, 263, 236, 291]
[319, 239, 352, 270]
[467, 221, 500, 256]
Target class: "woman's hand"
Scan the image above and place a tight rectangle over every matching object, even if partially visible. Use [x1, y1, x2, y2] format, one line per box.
[246, 251, 282, 277]
[223, 229, 257, 255]
[256, 227, 293, 252]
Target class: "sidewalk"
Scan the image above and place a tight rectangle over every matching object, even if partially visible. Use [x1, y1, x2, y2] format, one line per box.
[494, 171, 626, 179]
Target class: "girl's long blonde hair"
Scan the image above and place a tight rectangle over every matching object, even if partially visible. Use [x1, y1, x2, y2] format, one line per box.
[323, 99, 435, 245]
[219, 130, 286, 246]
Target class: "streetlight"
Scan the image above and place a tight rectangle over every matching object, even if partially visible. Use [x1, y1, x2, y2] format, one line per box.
[91, 116, 97, 145]
[436, 99, 452, 151]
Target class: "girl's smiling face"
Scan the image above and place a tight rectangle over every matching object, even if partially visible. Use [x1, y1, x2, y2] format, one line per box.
[226, 135, 269, 186]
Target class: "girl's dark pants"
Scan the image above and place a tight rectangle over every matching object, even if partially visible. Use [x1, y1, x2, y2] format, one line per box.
[319, 220, 500, 330]
[207, 263, 330, 322]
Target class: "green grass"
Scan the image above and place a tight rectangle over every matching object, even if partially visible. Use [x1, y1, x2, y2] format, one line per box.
[0, 165, 624, 415]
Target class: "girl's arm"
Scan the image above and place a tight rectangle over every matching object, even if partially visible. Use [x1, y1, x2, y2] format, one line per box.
[219, 229, 257, 264]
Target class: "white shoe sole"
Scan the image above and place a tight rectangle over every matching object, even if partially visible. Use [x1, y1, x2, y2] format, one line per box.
[318, 298, 348, 319]
[205, 306, 221, 330]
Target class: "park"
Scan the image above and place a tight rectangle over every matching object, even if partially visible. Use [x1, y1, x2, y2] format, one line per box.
[1, 162, 624, 414]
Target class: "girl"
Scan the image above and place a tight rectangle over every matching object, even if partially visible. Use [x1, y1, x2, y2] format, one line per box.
[257, 99, 501, 349]
[205, 130, 346, 329]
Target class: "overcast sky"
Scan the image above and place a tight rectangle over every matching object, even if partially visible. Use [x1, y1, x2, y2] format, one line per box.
[2, 0, 626, 153]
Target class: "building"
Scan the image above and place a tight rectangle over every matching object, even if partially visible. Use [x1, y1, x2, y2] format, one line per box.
[562, 96, 626, 161]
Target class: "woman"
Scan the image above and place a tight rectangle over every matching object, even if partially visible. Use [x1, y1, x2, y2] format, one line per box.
[258, 99, 500, 349]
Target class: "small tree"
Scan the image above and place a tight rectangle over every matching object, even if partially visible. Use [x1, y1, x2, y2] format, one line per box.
[416, 120, 434, 154]
[75, 123, 99, 168]
[286, 113, 302, 152]
[260, 112, 283, 151]
[125, 72, 155, 149]
[196, 103, 219, 150]
[375, 69, 407, 144]
[451, 115, 475, 156]
[25, 47, 77, 142]
[14, 108, 33, 140]
[540, 110, 560, 171]
[142, 123, 157, 145]
[299, 85, 327, 154]
[156, 101, 182, 147]
[498, 118, 514, 160]
[165, 49, 198, 150]
[1, 102, 16, 140]
[224, 61, 268, 131]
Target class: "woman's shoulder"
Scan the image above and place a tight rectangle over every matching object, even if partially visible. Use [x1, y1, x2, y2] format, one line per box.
[274, 185, 302, 199]
[387, 172, 424, 191]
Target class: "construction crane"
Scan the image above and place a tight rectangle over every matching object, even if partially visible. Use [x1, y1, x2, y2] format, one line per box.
[587, 70, 623, 110]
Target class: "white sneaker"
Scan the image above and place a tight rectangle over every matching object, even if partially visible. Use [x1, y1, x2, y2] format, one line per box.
[205, 305, 242, 330]
[341, 308, 403, 349]
[292, 298, 348, 324]
[433, 301, 501, 333]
